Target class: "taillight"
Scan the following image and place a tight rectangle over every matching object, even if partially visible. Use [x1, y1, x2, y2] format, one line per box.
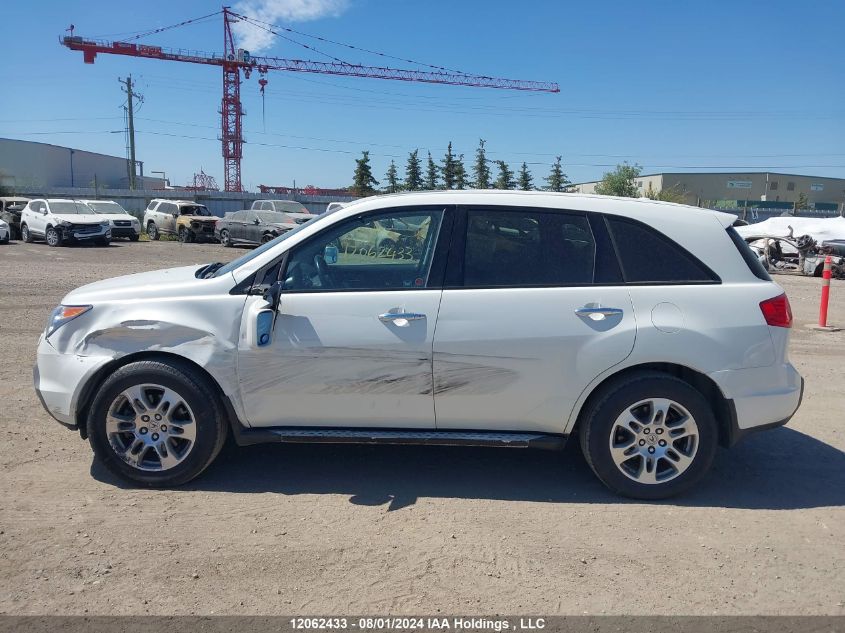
[760, 293, 793, 328]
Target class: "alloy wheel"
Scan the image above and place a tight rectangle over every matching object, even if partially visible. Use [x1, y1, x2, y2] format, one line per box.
[105, 383, 197, 471]
[608, 398, 699, 485]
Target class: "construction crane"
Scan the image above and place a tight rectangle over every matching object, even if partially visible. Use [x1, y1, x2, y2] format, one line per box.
[61, 7, 560, 192]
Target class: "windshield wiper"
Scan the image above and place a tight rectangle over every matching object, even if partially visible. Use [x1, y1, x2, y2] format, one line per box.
[196, 262, 225, 279]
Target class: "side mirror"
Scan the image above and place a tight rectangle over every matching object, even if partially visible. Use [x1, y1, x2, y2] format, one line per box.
[262, 280, 283, 313]
[172, 213, 179, 218]
[253, 218, 261, 225]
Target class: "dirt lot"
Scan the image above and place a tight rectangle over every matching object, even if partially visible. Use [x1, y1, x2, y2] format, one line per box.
[1, 239, 843, 615]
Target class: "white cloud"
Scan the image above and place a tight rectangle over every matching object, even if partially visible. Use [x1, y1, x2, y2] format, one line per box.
[232, 0, 350, 54]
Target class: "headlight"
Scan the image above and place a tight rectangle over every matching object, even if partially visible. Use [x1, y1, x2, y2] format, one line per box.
[46, 305, 92, 337]
[100, 221, 109, 227]
[57, 220, 73, 228]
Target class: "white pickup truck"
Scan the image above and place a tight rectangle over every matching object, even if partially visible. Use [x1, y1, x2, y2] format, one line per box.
[250, 199, 314, 225]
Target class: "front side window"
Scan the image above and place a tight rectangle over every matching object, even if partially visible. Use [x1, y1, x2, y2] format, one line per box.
[282, 208, 444, 292]
[462, 209, 596, 287]
[605, 217, 717, 283]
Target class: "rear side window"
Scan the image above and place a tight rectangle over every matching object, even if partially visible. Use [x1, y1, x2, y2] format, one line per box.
[605, 217, 718, 284]
[726, 226, 771, 281]
[462, 209, 596, 287]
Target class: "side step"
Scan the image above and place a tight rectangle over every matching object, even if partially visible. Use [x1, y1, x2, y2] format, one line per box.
[233, 426, 567, 450]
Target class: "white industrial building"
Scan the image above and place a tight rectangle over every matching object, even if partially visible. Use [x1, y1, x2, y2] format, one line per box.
[0, 138, 164, 190]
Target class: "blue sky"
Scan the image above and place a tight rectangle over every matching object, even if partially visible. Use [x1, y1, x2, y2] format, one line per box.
[2, 0, 843, 190]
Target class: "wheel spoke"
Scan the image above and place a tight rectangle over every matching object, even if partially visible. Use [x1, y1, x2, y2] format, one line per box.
[122, 385, 152, 413]
[649, 398, 672, 426]
[637, 456, 659, 484]
[156, 387, 184, 416]
[665, 448, 694, 472]
[168, 419, 197, 442]
[122, 439, 148, 468]
[155, 441, 181, 470]
[105, 411, 134, 435]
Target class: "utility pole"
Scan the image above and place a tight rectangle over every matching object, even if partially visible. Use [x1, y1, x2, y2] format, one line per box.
[119, 75, 141, 189]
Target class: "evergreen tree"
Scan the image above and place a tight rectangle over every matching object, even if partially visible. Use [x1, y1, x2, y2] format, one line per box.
[383, 160, 400, 193]
[454, 154, 467, 190]
[351, 150, 379, 197]
[493, 160, 515, 190]
[472, 139, 490, 189]
[425, 151, 439, 190]
[518, 162, 533, 191]
[404, 149, 423, 191]
[594, 162, 641, 198]
[441, 142, 457, 189]
[544, 156, 570, 192]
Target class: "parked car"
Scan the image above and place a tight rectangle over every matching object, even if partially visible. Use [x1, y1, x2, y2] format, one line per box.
[0, 196, 31, 240]
[34, 191, 803, 498]
[143, 199, 217, 243]
[216, 210, 296, 247]
[0, 218, 10, 244]
[250, 199, 314, 225]
[81, 199, 141, 241]
[20, 199, 111, 247]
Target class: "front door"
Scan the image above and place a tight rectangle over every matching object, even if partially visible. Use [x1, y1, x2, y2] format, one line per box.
[237, 206, 449, 428]
[432, 207, 636, 434]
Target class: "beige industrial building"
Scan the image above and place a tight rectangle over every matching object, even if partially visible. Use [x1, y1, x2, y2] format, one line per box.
[573, 171, 845, 212]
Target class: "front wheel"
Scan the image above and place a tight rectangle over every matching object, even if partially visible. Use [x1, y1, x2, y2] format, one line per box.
[87, 360, 228, 487]
[96, 237, 110, 247]
[45, 226, 63, 247]
[579, 372, 718, 499]
[147, 222, 159, 241]
[21, 224, 33, 243]
[220, 229, 232, 247]
[179, 227, 194, 243]
[129, 233, 140, 242]
[261, 233, 274, 244]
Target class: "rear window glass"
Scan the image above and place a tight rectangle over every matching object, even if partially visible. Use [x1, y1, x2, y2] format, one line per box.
[606, 217, 718, 283]
[726, 226, 771, 281]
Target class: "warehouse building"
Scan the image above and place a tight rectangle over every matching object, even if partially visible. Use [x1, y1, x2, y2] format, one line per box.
[0, 138, 164, 190]
[573, 171, 845, 213]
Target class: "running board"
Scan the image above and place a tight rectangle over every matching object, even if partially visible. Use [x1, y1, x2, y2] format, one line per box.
[232, 426, 567, 450]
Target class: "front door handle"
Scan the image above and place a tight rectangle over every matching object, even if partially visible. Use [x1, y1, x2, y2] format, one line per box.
[378, 312, 426, 327]
[575, 306, 624, 321]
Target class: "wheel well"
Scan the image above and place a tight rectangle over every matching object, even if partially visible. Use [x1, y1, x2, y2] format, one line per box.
[75, 351, 235, 439]
[574, 363, 735, 448]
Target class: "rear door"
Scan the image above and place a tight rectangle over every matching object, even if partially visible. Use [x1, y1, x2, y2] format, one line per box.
[237, 205, 452, 428]
[432, 206, 636, 434]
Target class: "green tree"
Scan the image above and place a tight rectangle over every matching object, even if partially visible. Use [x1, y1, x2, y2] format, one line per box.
[493, 160, 515, 190]
[441, 142, 457, 189]
[454, 154, 468, 190]
[796, 191, 809, 210]
[518, 162, 533, 191]
[404, 149, 423, 191]
[594, 162, 642, 198]
[425, 151, 439, 190]
[645, 182, 686, 203]
[351, 150, 379, 197]
[472, 138, 491, 189]
[383, 160, 400, 194]
[544, 156, 570, 192]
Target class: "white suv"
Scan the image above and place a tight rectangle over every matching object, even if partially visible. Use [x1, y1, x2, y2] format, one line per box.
[33, 191, 803, 498]
[20, 199, 111, 247]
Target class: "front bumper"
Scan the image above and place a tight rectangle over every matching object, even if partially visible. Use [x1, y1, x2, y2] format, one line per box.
[110, 225, 140, 238]
[33, 334, 110, 428]
[58, 225, 111, 242]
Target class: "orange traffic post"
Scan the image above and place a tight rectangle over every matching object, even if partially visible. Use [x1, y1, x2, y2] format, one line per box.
[818, 255, 832, 327]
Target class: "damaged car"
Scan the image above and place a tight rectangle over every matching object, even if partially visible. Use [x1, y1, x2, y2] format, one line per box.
[216, 210, 296, 247]
[745, 234, 845, 279]
[34, 191, 803, 499]
[0, 196, 30, 240]
[81, 199, 142, 241]
[20, 199, 111, 246]
[143, 199, 218, 243]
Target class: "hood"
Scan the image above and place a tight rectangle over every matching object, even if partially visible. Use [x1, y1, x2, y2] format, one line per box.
[96, 213, 140, 222]
[62, 265, 227, 304]
[0, 219, 8, 228]
[285, 213, 314, 222]
[52, 213, 108, 224]
[181, 215, 218, 222]
[269, 221, 297, 230]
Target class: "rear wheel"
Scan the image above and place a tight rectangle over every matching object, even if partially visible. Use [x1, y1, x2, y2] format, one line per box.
[87, 360, 228, 487]
[147, 222, 159, 241]
[45, 226, 63, 247]
[579, 372, 718, 499]
[220, 229, 232, 247]
[21, 224, 33, 243]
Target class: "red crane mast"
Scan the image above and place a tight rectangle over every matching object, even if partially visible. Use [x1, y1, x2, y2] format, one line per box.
[62, 7, 560, 192]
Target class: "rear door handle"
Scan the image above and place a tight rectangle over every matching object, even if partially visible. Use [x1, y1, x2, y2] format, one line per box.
[575, 306, 624, 321]
[378, 312, 426, 327]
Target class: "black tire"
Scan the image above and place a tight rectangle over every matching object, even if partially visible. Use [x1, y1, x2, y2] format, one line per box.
[261, 233, 274, 244]
[129, 234, 140, 242]
[45, 226, 63, 247]
[147, 222, 160, 241]
[96, 237, 110, 247]
[220, 229, 232, 247]
[87, 359, 228, 487]
[21, 224, 33, 243]
[579, 371, 718, 500]
[179, 227, 194, 243]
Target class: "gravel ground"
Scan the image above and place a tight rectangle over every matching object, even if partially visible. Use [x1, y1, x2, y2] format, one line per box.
[0, 239, 843, 615]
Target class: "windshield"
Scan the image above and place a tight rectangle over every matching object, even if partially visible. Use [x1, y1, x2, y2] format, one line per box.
[257, 211, 288, 224]
[212, 206, 344, 278]
[5, 202, 27, 212]
[49, 201, 93, 215]
[180, 205, 211, 216]
[85, 201, 128, 215]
